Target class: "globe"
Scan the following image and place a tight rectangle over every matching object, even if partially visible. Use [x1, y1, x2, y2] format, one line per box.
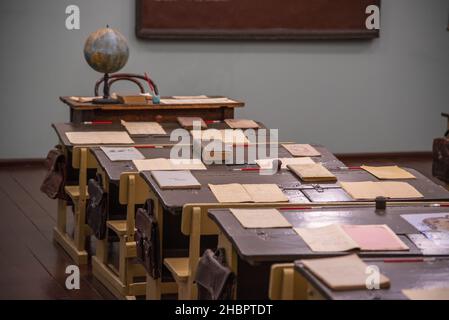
[83, 26, 129, 74]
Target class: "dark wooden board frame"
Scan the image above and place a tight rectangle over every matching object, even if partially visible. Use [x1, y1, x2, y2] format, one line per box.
[136, 0, 380, 40]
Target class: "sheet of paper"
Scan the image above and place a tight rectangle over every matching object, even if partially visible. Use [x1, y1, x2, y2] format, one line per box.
[209, 184, 253, 203]
[160, 97, 237, 105]
[177, 117, 207, 129]
[341, 224, 409, 251]
[340, 181, 423, 200]
[401, 213, 449, 233]
[242, 184, 289, 203]
[69, 96, 102, 103]
[294, 224, 359, 252]
[151, 170, 201, 190]
[230, 208, 292, 229]
[301, 254, 390, 291]
[282, 144, 321, 157]
[65, 131, 134, 145]
[402, 287, 449, 300]
[191, 129, 249, 145]
[224, 119, 260, 129]
[256, 157, 315, 170]
[121, 120, 166, 135]
[361, 165, 416, 180]
[288, 163, 337, 182]
[100, 147, 144, 161]
[172, 95, 209, 99]
[133, 158, 206, 171]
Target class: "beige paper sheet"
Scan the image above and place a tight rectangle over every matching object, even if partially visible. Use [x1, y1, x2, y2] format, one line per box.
[172, 95, 209, 99]
[133, 158, 206, 172]
[121, 120, 166, 135]
[192, 129, 249, 145]
[340, 181, 423, 200]
[65, 131, 134, 145]
[230, 208, 292, 228]
[242, 184, 289, 203]
[160, 97, 236, 105]
[208, 184, 253, 203]
[177, 117, 207, 129]
[361, 165, 416, 180]
[402, 287, 449, 300]
[288, 163, 337, 182]
[256, 157, 315, 170]
[282, 144, 321, 157]
[224, 119, 260, 129]
[69, 96, 102, 103]
[294, 224, 359, 252]
[301, 254, 390, 291]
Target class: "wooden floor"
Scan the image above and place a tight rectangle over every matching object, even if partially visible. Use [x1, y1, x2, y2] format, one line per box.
[0, 154, 444, 299]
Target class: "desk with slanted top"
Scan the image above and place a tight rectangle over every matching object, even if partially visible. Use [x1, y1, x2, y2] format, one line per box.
[294, 257, 449, 300]
[60, 96, 245, 124]
[208, 205, 449, 299]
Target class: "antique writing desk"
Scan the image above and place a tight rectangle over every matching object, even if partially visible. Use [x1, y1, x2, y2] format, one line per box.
[60, 96, 244, 124]
[208, 206, 449, 299]
[295, 257, 449, 300]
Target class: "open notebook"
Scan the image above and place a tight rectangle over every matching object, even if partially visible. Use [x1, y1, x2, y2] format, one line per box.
[295, 224, 409, 252]
[300, 254, 390, 291]
[191, 129, 249, 145]
[151, 170, 201, 190]
[340, 181, 423, 200]
[209, 183, 288, 203]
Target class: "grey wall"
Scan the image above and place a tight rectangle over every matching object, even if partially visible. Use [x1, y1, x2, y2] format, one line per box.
[1, 0, 449, 158]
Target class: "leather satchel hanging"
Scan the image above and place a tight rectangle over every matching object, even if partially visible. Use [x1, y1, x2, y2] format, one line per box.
[86, 174, 108, 240]
[432, 137, 449, 182]
[40, 145, 69, 200]
[135, 199, 161, 279]
[194, 248, 236, 300]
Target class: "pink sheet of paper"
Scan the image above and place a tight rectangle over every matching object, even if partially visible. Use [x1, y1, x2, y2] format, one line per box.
[341, 224, 409, 251]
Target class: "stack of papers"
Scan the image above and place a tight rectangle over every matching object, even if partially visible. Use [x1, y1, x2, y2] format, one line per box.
[133, 158, 207, 171]
[209, 183, 288, 203]
[282, 144, 321, 157]
[288, 163, 337, 182]
[294, 224, 409, 252]
[230, 208, 292, 228]
[340, 181, 423, 200]
[224, 119, 260, 129]
[65, 131, 134, 145]
[361, 165, 416, 180]
[121, 120, 166, 135]
[300, 254, 390, 291]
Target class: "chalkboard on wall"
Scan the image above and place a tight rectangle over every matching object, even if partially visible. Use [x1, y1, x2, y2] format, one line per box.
[136, 0, 380, 40]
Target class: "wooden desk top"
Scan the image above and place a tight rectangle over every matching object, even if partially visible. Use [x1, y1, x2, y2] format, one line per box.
[60, 96, 245, 111]
[208, 206, 449, 265]
[295, 257, 449, 300]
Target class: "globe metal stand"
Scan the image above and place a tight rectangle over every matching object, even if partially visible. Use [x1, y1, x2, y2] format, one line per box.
[93, 73, 120, 104]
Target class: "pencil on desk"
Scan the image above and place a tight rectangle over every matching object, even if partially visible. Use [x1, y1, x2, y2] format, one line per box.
[83, 121, 113, 125]
[205, 120, 222, 124]
[134, 145, 165, 149]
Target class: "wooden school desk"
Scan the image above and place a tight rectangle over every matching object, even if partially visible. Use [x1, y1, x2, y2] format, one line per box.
[207, 205, 449, 299]
[60, 96, 245, 124]
[295, 257, 449, 300]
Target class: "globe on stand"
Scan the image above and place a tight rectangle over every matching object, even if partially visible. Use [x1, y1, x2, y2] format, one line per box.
[84, 26, 129, 104]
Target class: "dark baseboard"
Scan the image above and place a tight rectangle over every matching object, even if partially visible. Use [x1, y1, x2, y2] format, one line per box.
[335, 151, 432, 160]
[0, 158, 46, 168]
